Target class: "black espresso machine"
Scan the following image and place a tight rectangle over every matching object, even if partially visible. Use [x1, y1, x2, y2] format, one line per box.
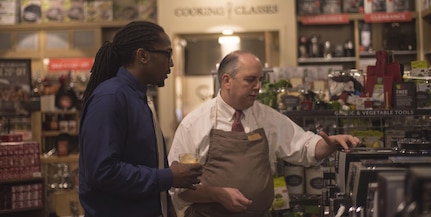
[323, 138, 431, 217]
[335, 138, 431, 194]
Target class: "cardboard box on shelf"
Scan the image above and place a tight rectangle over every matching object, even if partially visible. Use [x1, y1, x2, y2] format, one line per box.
[137, 0, 156, 22]
[21, 0, 42, 23]
[342, 0, 364, 13]
[113, 0, 138, 20]
[297, 0, 321, 15]
[393, 82, 416, 109]
[42, 0, 65, 22]
[85, 0, 112, 22]
[0, 0, 20, 24]
[416, 83, 431, 109]
[64, 0, 85, 22]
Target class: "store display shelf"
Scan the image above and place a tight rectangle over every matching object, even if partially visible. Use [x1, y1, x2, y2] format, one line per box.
[40, 154, 79, 164]
[0, 206, 44, 215]
[360, 50, 417, 57]
[298, 57, 356, 63]
[0, 177, 43, 184]
[422, 7, 431, 19]
[42, 131, 78, 137]
[38, 110, 79, 115]
[404, 75, 431, 80]
[283, 109, 431, 118]
[0, 20, 130, 31]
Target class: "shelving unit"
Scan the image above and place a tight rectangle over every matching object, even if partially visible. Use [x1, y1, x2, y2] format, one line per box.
[296, 11, 421, 70]
[0, 21, 128, 79]
[31, 111, 80, 155]
[420, 6, 431, 65]
[283, 109, 431, 147]
[30, 110, 82, 216]
[0, 142, 44, 217]
[0, 178, 44, 217]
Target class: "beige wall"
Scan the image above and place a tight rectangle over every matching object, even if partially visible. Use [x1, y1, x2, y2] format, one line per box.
[157, 0, 297, 149]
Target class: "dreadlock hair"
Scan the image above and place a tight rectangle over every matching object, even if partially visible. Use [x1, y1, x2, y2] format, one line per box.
[82, 21, 165, 104]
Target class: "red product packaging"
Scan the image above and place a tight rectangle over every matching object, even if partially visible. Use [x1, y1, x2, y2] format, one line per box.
[0, 134, 23, 142]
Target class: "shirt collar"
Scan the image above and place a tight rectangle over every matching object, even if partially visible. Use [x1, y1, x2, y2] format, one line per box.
[117, 67, 148, 101]
[216, 92, 252, 121]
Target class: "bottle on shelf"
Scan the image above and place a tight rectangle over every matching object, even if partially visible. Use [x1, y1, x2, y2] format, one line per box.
[360, 23, 372, 52]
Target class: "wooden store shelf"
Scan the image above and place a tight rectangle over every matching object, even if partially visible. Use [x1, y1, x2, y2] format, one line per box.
[0, 206, 44, 215]
[422, 7, 431, 19]
[0, 20, 129, 31]
[0, 177, 43, 184]
[40, 154, 79, 164]
[298, 57, 356, 63]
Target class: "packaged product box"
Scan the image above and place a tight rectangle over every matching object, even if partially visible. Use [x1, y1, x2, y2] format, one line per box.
[386, 0, 410, 12]
[297, 0, 321, 15]
[384, 129, 405, 148]
[21, 0, 42, 23]
[272, 176, 290, 210]
[0, 0, 20, 24]
[85, 0, 113, 22]
[393, 82, 416, 109]
[64, 0, 85, 22]
[0, 134, 23, 142]
[342, 0, 364, 13]
[137, 0, 156, 22]
[416, 83, 431, 109]
[393, 0, 410, 12]
[386, 0, 394, 12]
[41, 0, 64, 22]
[372, 0, 386, 12]
[113, 0, 138, 20]
[359, 22, 372, 52]
[364, 0, 372, 13]
[321, 0, 342, 14]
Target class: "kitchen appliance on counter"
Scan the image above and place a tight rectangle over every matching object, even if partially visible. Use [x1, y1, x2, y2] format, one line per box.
[323, 139, 431, 217]
[335, 138, 431, 194]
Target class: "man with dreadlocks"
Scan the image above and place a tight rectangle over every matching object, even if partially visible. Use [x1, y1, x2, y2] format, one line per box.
[79, 21, 202, 217]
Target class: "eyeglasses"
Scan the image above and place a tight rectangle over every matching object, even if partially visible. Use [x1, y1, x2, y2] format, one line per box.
[146, 49, 173, 60]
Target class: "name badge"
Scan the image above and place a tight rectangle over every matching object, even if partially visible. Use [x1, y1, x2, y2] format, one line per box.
[248, 133, 262, 141]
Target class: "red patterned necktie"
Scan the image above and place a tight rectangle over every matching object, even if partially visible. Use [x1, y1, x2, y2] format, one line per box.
[231, 110, 244, 132]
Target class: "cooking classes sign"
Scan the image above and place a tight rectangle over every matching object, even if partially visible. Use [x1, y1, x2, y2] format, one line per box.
[168, 0, 283, 21]
[48, 58, 93, 72]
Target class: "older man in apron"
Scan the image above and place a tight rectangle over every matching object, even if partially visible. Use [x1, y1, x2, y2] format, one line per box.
[184, 106, 274, 217]
[168, 50, 361, 217]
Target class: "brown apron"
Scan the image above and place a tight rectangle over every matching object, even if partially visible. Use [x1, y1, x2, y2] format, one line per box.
[185, 126, 274, 217]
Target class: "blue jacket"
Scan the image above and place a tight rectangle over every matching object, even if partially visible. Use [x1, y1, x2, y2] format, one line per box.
[79, 67, 172, 217]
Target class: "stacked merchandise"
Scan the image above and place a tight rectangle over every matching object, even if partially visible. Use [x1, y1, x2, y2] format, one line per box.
[0, 182, 43, 210]
[0, 0, 157, 25]
[0, 135, 42, 211]
[0, 0, 20, 24]
[296, 0, 411, 15]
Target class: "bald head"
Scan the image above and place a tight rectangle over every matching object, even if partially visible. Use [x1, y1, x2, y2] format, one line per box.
[218, 50, 263, 110]
[217, 50, 262, 85]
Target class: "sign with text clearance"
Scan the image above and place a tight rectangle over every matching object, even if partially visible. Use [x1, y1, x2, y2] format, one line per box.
[301, 14, 350, 25]
[48, 58, 93, 72]
[364, 12, 412, 23]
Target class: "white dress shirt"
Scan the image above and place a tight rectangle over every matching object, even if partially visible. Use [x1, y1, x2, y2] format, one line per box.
[168, 92, 322, 208]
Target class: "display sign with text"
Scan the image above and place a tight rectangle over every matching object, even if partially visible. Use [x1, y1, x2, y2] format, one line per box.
[48, 58, 94, 72]
[301, 14, 350, 25]
[0, 59, 32, 116]
[364, 12, 412, 23]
